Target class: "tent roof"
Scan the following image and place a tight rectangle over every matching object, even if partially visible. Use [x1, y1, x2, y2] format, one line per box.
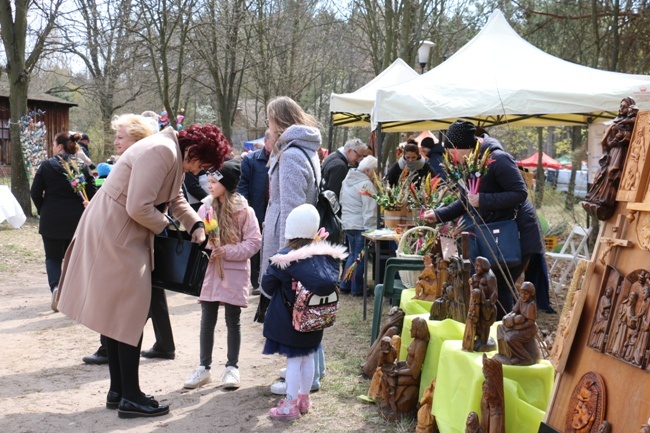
[517, 152, 562, 170]
[372, 9, 650, 132]
[330, 58, 419, 127]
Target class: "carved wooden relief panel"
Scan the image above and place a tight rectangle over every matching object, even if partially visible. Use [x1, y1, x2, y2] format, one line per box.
[588, 266, 622, 352]
[618, 111, 650, 203]
[565, 372, 606, 433]
[636, 212, 650, 252]
[603, 269, 650, 369]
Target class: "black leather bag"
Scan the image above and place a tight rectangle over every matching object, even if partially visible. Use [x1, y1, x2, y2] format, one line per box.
[468, 219, 522, 267]
[151, 217, 210, 296]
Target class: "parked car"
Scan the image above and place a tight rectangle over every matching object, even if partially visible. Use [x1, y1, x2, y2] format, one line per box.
[555, 169, 588, 198]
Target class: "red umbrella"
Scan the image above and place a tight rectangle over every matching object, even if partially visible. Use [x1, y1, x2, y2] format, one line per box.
[517, 152, 562, 170]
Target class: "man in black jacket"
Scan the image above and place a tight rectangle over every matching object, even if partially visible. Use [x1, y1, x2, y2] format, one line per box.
[321, 138, 368, 200]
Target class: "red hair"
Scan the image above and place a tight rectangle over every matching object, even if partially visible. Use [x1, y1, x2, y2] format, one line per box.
[177, 124, 231, 169]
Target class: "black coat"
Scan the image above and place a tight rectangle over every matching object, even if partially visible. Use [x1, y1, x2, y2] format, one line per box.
[434, 137, 543, 256]
[30, 154, 97, 239]
[321, 150, 349, 199]
[237, 148, 270, 227]
[425, 143, 447, 179]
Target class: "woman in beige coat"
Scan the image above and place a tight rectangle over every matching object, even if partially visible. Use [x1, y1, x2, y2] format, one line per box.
[58, 124, 230, 419]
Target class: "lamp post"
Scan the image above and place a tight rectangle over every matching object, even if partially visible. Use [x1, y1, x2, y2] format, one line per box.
[418, 40, 435, 73]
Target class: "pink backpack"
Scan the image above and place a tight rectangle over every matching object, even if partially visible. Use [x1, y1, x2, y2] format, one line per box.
[291, 280, 339, 332]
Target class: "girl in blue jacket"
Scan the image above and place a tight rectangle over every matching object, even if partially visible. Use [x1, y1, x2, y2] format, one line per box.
[261, 204, 347, 420]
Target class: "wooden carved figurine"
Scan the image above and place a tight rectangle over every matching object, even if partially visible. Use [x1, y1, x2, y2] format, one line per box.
[583, 96, 639, 220]
[633, 284, 650, 366]
[464, 257, 498, 352]
[480, 354, 505, 433]
[363, 306, 405, 378]
[379, 317, 430, 421]
[609, 292, 639, 358]
[466, 411, 484, 433]
[588, 286, 614, 350]
[368, 336, 399, 402]
[565, 372, 606, 433]
[416, 379, 438, 433]
[414, 254, 440, 302]
[495, 282, 540, 366]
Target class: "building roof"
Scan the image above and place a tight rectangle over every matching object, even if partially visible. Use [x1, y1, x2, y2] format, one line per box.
[0, 84, 78, 107]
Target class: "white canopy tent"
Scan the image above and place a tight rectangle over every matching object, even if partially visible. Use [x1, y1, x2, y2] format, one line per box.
[330, 58, 419, 128]
[371, 9, 650, 132]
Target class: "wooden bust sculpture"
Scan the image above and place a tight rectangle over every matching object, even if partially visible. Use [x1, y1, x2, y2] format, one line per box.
[583, 96, 639, 220]
[480, 354, 505, 433]
[495, 282, 541, 366]
[379, 316, 430, 421]
[414, 254, 440, 301]
[463, 257, 497, 352]
[368, 336, 399, 402]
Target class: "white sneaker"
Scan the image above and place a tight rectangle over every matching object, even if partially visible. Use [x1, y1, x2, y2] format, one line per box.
[184, 366, 211, 389]
[270, 379, 319, 395]
[51, 287, 59, 312]
[222, 366, 240, 389]
[279, 368, 286, 379]
[270, 380, 287, 395]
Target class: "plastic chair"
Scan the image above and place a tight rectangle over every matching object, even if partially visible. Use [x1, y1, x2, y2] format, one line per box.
[370, 257, 424, 344]
[545, 224, 592, 294]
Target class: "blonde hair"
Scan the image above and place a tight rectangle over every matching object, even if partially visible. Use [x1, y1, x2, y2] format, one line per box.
[210, 190, 247, 245]
[111, 114, 156, 142]
[266, 96, 320, 136]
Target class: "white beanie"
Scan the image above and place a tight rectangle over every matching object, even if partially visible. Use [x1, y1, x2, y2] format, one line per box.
[285, 204, 320, 240]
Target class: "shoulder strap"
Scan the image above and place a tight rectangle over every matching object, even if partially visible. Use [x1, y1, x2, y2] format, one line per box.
[288, 144, 319, 190]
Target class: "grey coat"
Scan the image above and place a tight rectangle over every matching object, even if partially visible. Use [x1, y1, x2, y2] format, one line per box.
[259, 125, 321, 287]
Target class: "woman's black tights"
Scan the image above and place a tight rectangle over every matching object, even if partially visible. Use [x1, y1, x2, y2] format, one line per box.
[106, 334, 148, 404]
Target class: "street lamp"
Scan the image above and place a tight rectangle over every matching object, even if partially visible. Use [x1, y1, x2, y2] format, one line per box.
[418, 40, 435, 73]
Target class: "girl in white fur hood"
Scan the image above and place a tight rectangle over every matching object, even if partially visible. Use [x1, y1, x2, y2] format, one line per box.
[261, 204, 347, 420]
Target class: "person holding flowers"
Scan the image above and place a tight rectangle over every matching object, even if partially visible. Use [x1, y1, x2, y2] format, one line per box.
[423, 120, 544, 318]
[183, 160, 262, 390]
[31, 132, 97, 312]
[56, 123, 230, 419]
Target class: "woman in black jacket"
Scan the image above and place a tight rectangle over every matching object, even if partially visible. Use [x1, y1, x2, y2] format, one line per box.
[30, 132, 96, 311]
[424, 120, 545, 318]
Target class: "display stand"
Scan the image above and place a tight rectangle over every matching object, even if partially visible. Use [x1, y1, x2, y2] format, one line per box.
[433, 340, 554, 433]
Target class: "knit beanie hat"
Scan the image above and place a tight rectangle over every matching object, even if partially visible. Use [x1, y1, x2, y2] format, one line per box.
[420, 137, 436, 150]
[285, 204, 320, 240]
[209, 160, 241, 193]
[97, 162, 112, 178]
[444, 120, 477, 149]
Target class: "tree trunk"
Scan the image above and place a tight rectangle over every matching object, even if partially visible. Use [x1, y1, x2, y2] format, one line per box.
[8, 78, 32, 216]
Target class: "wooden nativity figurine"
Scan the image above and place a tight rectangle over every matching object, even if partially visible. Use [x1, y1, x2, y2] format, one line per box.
[379, 316, 430, 421]
[414, 253, 441, 302]
[495, 281, 541, 366]
[416, 379, 437, 433]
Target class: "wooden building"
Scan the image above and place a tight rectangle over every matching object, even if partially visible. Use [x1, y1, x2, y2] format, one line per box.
[0, 85, 77, 166]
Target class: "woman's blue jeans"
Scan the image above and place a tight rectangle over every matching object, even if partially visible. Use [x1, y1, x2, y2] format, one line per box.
[340, 230, 365, 295]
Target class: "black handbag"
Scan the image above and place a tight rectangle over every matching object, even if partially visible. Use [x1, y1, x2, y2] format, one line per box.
[468, 219, 522, 267]
[151, 217, 210, 296]
[254, 295, 270, 323]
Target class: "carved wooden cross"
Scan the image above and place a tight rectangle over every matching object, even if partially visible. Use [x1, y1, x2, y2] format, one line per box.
[597, 214, 632, 266]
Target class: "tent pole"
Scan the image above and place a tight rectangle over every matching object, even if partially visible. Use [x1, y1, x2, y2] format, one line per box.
[328, 114, 334, 152]
[376, 123, 383, 229]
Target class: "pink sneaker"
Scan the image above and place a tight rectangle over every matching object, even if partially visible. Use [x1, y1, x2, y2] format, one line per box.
[269, 398, 300, 421]
[297, 393, 311, 414]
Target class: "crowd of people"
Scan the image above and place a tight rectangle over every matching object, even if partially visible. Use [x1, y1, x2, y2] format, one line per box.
[30, 97, 549, 421]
